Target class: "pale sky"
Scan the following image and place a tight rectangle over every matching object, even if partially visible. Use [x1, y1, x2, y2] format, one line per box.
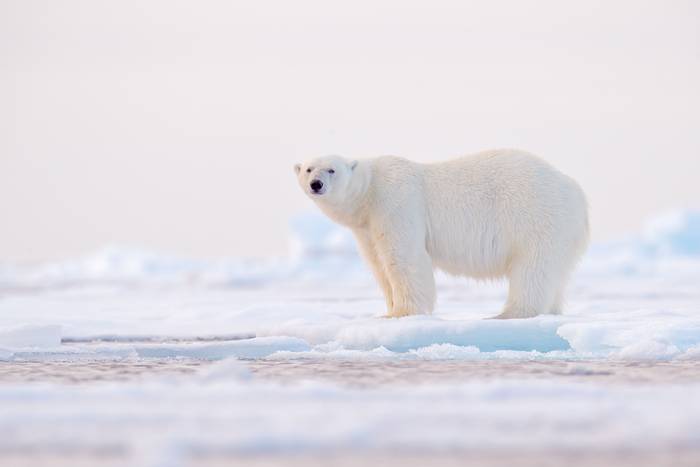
[1, 0, 699, 262]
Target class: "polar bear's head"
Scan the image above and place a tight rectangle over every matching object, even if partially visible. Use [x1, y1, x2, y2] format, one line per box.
[294, 155, 359, 204]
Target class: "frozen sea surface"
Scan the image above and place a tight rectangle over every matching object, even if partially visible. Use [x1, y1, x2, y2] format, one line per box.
[1, 210, 700, 466]
[2, 359, 700, 467]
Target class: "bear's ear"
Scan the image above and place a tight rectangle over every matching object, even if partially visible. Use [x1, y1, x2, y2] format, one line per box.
[349, 160, 358, 171]
[294, 163, 301, 174]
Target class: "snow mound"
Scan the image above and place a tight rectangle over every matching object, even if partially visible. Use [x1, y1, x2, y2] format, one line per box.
[258, 316, 569, 353]
[581, 209, 700, 276]
[558, 314, 700, 359]
[643, 210, 700, 256]
[0, 325, 62, 349]
[0, 212, 364, 289]
[288, 212, 369, 281]
[289, 212, 359, 261]
[3, 245, 288, 288]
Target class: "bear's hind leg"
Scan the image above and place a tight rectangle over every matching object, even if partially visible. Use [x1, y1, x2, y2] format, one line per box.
[495, 254, 557, 319]
[546, 257, 578, 315]
[548, 286, 567, 315]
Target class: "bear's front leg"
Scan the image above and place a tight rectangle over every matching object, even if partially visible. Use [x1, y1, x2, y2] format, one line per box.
[373, 230, 436, 317]
[353, 229, 394, 314]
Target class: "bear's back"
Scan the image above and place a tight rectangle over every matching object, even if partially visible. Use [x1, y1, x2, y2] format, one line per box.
[419, 149, 588, 277]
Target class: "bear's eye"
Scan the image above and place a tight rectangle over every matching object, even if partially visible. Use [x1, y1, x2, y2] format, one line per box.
[328, 169, 335, 174]
[306, 168, 312, 173]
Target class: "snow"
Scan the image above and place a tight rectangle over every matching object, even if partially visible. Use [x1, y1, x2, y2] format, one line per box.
[0, 210, 699, 361]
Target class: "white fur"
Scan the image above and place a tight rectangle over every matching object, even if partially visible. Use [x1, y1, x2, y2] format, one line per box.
[294, 149, 589, 319]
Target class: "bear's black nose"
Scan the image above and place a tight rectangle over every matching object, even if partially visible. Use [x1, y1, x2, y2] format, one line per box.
[310, 180, 323, 192]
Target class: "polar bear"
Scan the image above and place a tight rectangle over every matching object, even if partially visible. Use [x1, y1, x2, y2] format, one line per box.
[294, 149, 589, 319]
